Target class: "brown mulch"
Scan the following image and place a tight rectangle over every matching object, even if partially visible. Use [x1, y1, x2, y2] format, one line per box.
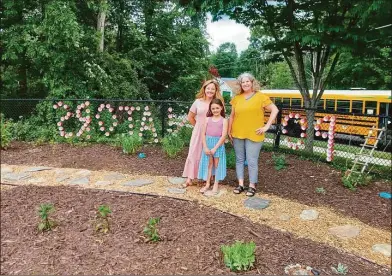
[1, 185, 390, 275]
[2, 141, 391, 230]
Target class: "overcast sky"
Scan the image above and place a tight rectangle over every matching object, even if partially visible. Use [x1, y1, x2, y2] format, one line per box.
[205, 14, 250, 54]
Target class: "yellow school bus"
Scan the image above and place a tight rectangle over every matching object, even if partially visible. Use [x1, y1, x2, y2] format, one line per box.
[261, 89, 391, 142]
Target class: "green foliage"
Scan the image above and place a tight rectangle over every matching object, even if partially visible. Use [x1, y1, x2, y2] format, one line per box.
[178, 126, 193, 146]
[0, 115, 12, 149]
[342, 173, 372, 191]
[95, 205, 112, 234]
[210, 42, 238, 78]
[315, 187, 326, 195]
[162, 134, 185, 158]
[266, 62, 295, 89]
[221, 241, 256, 272]
[226, 148, 236, 169]
[122, 134, 143, 155]
[38, 203, 56, 232]
[272, 153, 287, 170]
[331, 263, 348, 275]
[143, 217, 161, 242]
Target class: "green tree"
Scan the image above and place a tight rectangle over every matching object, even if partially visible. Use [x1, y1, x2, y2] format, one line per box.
[267, 62, 295, 89]
[211, 42, 238, 78]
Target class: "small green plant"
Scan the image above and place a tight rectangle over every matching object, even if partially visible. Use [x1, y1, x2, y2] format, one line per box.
[331, 263, 348, 275]
[221, 241, 256, 272]
[38, 203, 56, 232]
[162, 134, 184, 158]
[0, 114, 12, 149]
[342, 173, 372, 191]
[271, 153, 287, 170]
[143, 217, 161, 242]
[315, 187, 326, 194]
[178, 126, 193, 146]
[122, 134, 143, 154]
[226, 148, 236, 169]
[95, 205, 112, 234]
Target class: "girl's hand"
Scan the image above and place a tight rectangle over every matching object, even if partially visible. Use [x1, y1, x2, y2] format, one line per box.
[204, 147, 211, 155]
[211, 148, 216, 155]
[228, 133, 233, 143]
[255, 125, 270, 135]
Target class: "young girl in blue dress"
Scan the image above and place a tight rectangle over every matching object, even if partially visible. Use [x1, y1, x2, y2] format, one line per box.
[198, 98, 228, 195]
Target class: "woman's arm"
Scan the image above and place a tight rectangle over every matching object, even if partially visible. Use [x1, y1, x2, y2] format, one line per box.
[211, 119, 229, 154]
[187, 111, 196, 126]
[255, 103, 279, 135]
[228, 108, 235, 142]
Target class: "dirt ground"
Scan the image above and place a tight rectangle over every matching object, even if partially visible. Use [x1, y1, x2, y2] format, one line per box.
[2, 142, 391, 230]
[1, 185, 390, 275]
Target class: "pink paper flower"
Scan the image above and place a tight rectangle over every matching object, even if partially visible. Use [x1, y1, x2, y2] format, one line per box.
[58, 101, 63, 107]
[300, 118, 305, 124]
[289, 113, 294, 118]
[85, 101, 90, 106]
[119, 106, 124, 111]
[136, 106, 140, 111]
[86, 127, 90, 132]
[295, 113, 300, 119]
[59, 126, 64, 131]
[131, 106, 135, 111]
[64, 116, 69, 120]
[154, 138, 158, 143]
[301, 126, 306, 131]
[100, 104, 105, 109]
[100, 127, 105, 131]
[153, 133, 158, 137]
[129, 124, 133, 128]
[168, 114, 173, 119]
[140, 127, 144, 131]
[95, 114, 100, 119]
[112, 115, 117, 119]
[109, 108, 114, 113]
[322, 132, 328, 139]
[138, 133, 143, 137]
[106, 104, 111, 108]
[128, 117, 133, 121]
[142, 117, 146, 121]
[81, 103, 85, 108]
[125, 106, 130, 111]
[128, 111, 132, 115]
[57, 122, 62, 126]
[300, 133, 306, 138]
[144, 126, 148, 130]
[63, 104, 69, 109]
[168, 107, 173, 112]
[323, 116, 330, 122]
[98, 121, 103, 126]
[315, 131, 321, 136]
[53, 104, 58, 109]
[282, 129, 288, 134]
[149, 118, 153, 122]
[145, 106, 149, 111]
[86, 135, 91, 139]
[141, 122, 145, 126]
[152, 128, 156, 132]
[316, 119, 322, 124]
[129, 131, 134, 135]
[109, 127, 114, 131]
[98, 107, 103, 112]
[113, 122, 118, 126]
[69, 132, 73, 137]
[105, 132, 110, 136]
[60, 131, 65, 137]
[86, 109, 90, 113]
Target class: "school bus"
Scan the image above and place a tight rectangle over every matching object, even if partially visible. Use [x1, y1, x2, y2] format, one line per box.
[261, 89, 391, 143]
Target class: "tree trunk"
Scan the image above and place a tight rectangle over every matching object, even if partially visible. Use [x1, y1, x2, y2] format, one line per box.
[97, 0, 107, 53]
[305, 108, 315, 152]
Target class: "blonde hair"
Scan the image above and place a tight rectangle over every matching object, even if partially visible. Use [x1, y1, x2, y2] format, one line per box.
[195, 79, 224, 103]
[236, 72, 261, 94]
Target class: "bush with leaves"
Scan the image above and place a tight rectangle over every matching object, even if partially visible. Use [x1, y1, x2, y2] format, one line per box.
[143, 217, 161, 242]
[271, 153, 287, 170]
[342, 173, 372, 191]
[162, 134, 184, 158]
[94, 205, 112, 234]
[221, 241, 256, 272]
[0, 114, 12, 149]
[122, 134, 143, 154]
[38, 203, 56, 232]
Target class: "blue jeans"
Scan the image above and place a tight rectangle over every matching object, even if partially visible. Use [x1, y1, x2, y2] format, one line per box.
[233, 138, 263, 184]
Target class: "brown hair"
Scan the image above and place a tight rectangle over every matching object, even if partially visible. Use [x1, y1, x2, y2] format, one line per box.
[236, 72, 261, 94]
[206, 98, 225, 118]
[195, 79, 224, 103]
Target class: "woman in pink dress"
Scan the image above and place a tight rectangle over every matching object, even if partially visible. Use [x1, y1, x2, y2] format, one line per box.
[182, 79, 224, 187]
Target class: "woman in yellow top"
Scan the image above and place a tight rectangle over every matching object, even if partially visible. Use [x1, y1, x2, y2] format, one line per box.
[228, 73, 279, 197]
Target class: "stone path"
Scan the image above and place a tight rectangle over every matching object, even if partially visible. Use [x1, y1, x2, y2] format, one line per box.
[1, 163, 391, 266]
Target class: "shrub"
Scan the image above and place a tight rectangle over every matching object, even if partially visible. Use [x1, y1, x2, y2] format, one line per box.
[178, 126, 193, 146]
[0, 114, 12, 149]
[221, 241, 256, 272]
[272, 153, 287, 170]
[162, 134, 184, 158]
[226, 148, 236, 169]
[342, 173, 372, 191]
[94, 204, 112, 234]
[38, 203, 56, 232]
[143, 217, 161, 242]
[122, 134, 143, 154]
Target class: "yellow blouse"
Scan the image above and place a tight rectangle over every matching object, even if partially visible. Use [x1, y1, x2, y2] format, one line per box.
[230, 91, 272, 142]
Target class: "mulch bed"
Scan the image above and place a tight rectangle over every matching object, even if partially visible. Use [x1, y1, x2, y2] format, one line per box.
[1, 185, 390, 275]
[2, 141, 391, 230]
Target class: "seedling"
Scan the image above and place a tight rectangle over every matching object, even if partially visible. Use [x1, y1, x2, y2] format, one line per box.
[331, 263, 348, 275]
[221, 241, 256, 272]
[143, 217, 161, 242]
[272, 153, 287, 170]
[315, 187, 326, 194]
[342, 173, 372, 191]
[95, 205, 112, 234]
[38, 203, 56, 232]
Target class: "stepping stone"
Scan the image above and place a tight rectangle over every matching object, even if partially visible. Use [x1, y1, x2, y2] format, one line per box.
[328, 225, 360, 239]
[1, 166, 13, 174]
[167, 188, 186, 194]
[122, 179, 154, 187]
[95, 181, 113, 186]
[284, 264, 316, 275]
[300, 209, 319, 221]
[168, 177, 186, 185]
[244, 197, 270, 210]
[56, 175, 71, 183]
[103, 173, 126, 181]
[75, 170, 91, 177]
[23, 166, 52, 172]
[2, 172, 32, 182]
[28, 178, 46, 184]
[69, 177, 89, 185]
[372, 244, 391, 257]
[204, 188, 227, 197]
[279, 214, 291, 221]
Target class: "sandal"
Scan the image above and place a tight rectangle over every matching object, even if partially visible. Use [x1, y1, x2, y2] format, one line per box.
[246, 187, 256, 197]
[200, 186, 210, 194]
[233, 185, 246, 194]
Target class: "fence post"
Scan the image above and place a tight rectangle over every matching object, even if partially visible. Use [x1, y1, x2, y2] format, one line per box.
[274, 103, 283, 149]
[161, 101, 167, 138]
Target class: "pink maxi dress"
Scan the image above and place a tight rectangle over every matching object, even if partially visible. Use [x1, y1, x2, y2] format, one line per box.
[182, 99, 209, 180]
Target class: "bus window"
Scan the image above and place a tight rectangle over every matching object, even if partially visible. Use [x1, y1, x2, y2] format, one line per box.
[291, 98, 302, 108]
[351, 100, 363, 114]
[365, 101, 377, 115]
[317, 99, 325, 110]
[337, 100, 350, 113]
[282, 98, 290, 108]
[326, 99, 335, 111]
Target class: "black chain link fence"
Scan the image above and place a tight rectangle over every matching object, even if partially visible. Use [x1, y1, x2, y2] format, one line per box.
[1, 99, 391, 169]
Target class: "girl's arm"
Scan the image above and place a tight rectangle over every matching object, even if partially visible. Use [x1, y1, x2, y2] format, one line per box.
[211, 119, 229, 154]
[228, 109, 235, 142]
[201, 121, 211, 155]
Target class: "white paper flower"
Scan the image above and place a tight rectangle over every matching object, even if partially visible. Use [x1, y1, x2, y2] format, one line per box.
[53, 104, 58, 109]
[119, 106, 124, 111]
